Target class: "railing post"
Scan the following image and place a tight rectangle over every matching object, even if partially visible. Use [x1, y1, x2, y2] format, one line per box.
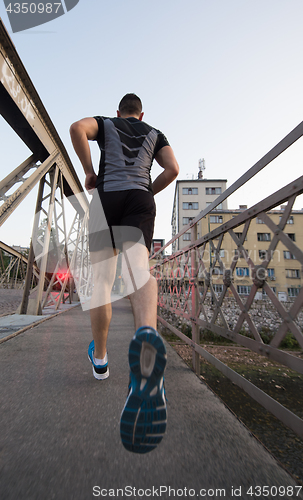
[191, 223, 200, 375]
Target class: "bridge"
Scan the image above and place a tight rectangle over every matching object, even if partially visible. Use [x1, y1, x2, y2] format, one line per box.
[0, 18, 303, 499]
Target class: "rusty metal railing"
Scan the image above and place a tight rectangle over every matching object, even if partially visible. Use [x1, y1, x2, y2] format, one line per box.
[150, 122, 303, 439]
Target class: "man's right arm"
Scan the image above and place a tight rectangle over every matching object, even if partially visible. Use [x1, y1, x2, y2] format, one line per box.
[69, 117, 99, 192]
[152, 146, 179, 195]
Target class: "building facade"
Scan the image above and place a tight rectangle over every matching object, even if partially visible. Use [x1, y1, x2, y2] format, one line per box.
[171, 178, 228, 251]
[171, 171, 303, 301]
[195, 207, 303, 301]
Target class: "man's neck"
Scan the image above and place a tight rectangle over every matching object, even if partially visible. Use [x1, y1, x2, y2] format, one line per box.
[120, 114, 140, 119]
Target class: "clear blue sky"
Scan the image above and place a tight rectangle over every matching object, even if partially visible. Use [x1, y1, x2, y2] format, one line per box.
[1, 0, 303, 247]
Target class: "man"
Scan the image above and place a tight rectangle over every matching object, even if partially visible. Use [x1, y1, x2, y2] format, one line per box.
[70, 94, 179, 453]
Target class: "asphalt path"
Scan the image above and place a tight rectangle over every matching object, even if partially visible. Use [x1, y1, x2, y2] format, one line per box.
[0, 299, 302, 500]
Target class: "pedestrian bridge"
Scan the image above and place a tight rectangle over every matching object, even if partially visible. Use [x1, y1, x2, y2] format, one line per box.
[1, 299, 302, 500]
[0, 17, 303, 499]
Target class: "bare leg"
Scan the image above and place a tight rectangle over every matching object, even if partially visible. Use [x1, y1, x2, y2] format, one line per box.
[89, 247, 118, 359]
[122, 241, 157, 331]
[130, 275, 158, 330]
[120, 242, 167, 454]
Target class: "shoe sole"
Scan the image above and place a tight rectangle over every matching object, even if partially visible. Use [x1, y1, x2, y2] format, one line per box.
[120, 327, 167, 454]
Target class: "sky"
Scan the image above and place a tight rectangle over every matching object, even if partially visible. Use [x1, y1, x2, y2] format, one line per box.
[1, 0, 303, 249]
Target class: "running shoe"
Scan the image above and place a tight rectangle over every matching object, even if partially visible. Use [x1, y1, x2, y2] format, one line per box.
[88, 340, 109, 380]
[120, 326, 167, 453]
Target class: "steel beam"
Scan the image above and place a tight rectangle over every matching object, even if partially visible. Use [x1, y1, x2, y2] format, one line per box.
[0, 18, 90, 313]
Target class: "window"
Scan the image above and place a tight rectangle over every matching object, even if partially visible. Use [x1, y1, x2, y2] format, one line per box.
[267, 268, 275, 277]
[280, 215, 294, 224]
[259, 250, 267, 260]
[236, 267, 250, 277]
[206, 202, 223, 210]
[213, 284, 223, 294]
[235, 232, 247, 241]
[183, 187, 198, 195]
[237, 285, 251, 295]
[284, 251, 296, 260]
[211, 250, 225, 261]
[288, 288, 300, 297]
[209, 215, 223, 223]
[183, 233, 191, 241]
[263, 287, 276, 295]
[183, 217, 194, 225]
[256, 217, 265, 224]
[287, 233, 296, 241]
[257, 233, 271, 241]
[212, 249, 225, 258]
[183, 202, 199, 210]
[212, 267, 223, 275]
[286, 269, 300, 278]
[206, 187, 222, 195]
[234, 248, 248, 259]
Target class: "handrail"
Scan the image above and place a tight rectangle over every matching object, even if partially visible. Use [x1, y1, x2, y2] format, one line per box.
[151, 122, 303, 439]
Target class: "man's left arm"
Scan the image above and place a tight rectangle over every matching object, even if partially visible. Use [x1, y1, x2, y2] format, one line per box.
[152, 146, 179, 195]
[70, 117, 99, 192]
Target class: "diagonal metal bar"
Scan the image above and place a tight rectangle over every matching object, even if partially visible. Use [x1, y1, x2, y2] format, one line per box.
[0, 151, 59, 227]
[0, 154, 38, 199]
[262, 212, 303, 264]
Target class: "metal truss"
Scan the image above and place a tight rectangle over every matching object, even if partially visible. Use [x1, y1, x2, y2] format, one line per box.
[0, 241, 39, 289]
[151, 123, 303, 439]
[0, 19, 89, 315]
[67, 211, 93, 309]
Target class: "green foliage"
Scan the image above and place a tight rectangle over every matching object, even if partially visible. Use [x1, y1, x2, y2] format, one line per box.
[252, 327, 299, 349]
[181, 323, 192, 339]
[280, 332, 300, 349]
[200, 328, 233, 344]
[258, 326, 274, 344]
[161, 328, 181, 343]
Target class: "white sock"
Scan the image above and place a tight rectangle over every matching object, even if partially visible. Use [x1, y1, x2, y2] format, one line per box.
[93, 352, 108, 366]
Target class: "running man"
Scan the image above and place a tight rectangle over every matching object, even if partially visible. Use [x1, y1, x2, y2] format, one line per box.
[70, 94, 179, 453]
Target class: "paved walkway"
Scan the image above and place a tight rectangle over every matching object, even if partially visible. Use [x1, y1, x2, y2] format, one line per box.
[0, 288, 24, 316]
[0, 299, 302, 500]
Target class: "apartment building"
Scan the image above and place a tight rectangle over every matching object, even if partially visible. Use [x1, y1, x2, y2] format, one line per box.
[195, 207, 303, 301]
[171, 177, 228, 251]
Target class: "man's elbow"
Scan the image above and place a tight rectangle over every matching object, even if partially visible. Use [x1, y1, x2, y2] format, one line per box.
[69, 121, 82, 139]
[171, 161, 179, 180]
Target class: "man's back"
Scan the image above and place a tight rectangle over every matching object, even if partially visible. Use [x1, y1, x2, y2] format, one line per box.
[93, 116, 169, 193]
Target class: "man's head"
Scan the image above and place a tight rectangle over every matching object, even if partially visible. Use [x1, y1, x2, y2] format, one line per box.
[117, 93, 144, 120]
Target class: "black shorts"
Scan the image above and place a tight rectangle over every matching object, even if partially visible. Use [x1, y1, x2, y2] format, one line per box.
[89, 189, 156, 252]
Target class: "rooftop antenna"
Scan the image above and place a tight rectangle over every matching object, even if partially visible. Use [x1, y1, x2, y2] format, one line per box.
[198, 158, 205, 179]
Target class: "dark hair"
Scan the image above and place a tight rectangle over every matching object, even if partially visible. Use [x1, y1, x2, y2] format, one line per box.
[118, 93, 142, 116]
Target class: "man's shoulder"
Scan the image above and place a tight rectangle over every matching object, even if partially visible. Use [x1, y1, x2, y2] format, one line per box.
[93, 115, 111, 122]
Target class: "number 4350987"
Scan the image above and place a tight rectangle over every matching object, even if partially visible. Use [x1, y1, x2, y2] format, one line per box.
[6, 3, 62, 14]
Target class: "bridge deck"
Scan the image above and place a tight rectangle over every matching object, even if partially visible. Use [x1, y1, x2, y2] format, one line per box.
[0, 299, 301, 500]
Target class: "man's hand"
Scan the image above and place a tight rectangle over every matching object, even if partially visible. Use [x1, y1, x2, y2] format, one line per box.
[85, 172, 98, 194]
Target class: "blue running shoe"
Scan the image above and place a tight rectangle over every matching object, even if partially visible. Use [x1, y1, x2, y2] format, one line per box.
[120, 326, 167, 454]
[88, 340, 109, 380]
